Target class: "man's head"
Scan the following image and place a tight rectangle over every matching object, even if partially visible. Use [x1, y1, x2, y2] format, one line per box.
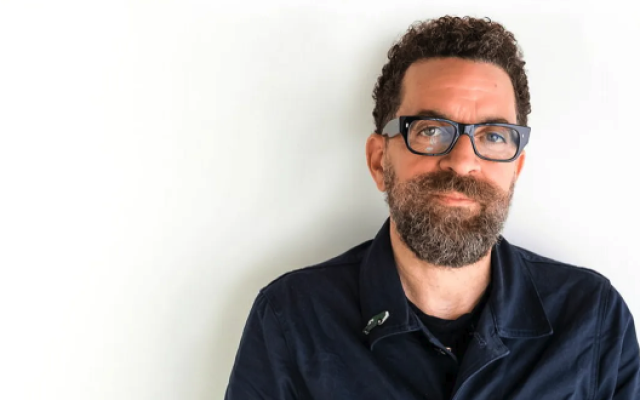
[365, 16, 530, 267]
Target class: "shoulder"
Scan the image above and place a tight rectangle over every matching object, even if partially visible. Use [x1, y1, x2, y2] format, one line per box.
[506, 239, 611, 294]
[502, 238, 628, 330]
[258, 239, 371, 313]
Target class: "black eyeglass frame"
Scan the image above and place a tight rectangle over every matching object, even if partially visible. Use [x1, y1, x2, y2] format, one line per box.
[380, 116, 531, 162]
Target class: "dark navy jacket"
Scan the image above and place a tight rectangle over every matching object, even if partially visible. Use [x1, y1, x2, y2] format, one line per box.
[226, 219, 640, 399]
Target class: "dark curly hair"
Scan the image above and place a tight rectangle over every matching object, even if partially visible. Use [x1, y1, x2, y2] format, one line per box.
[372, 16, 531, 134]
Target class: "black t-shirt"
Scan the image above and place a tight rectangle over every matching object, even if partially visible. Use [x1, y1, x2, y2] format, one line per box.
[408, 284, 491, 397]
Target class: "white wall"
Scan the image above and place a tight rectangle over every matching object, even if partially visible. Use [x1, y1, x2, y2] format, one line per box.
[0, 1, 638, 399]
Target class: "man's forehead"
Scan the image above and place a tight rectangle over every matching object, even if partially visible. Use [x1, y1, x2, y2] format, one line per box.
[399, 58, 517, 123]
[413, 108, 511, 125]
[404, 58, 513, 88]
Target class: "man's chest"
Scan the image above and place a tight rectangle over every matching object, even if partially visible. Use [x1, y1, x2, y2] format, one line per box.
[293, 329, 595, 400]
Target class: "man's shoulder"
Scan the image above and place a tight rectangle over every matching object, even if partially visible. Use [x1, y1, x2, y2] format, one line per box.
[258, 239, 372, 309]
[506, 239, 635, 348]
[505, 239, 615, 318]
[508, 240, 610, 287]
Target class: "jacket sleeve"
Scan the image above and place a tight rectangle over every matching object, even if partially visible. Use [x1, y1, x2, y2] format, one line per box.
[225, 292, 299, 400]
[595, 284, 640, 399]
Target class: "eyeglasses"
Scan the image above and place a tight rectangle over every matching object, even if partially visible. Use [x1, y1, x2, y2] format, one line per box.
[380, 116, 531, 162]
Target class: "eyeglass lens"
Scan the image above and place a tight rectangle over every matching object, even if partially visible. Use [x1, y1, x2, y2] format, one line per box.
[408, 120, 520, 161]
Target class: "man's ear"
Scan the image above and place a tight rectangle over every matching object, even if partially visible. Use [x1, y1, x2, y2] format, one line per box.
[366, 133, 386, 192]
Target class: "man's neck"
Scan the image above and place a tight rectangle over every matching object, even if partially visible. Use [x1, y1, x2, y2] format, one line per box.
[389, 219, 492, 321]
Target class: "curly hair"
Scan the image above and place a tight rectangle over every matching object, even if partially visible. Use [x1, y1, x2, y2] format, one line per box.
[372, 16, 531, 134]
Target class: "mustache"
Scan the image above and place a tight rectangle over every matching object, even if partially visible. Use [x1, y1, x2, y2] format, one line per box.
[404, 170, 506, 204]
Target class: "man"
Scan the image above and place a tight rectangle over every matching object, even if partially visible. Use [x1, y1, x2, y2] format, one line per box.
[225, 16, 640, 399]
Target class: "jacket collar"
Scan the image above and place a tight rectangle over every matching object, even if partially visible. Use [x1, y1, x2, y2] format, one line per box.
[359, 218, 553, 349]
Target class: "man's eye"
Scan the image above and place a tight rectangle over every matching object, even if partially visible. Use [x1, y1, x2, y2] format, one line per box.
[484, 132, 506, 143]
[419, 127, 443, 137]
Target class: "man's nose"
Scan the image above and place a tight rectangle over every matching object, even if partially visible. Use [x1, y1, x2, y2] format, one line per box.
[437, 135, 481, 176]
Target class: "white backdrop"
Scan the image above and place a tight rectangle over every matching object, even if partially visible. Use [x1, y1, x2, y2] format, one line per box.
[0, 1, 638, 399]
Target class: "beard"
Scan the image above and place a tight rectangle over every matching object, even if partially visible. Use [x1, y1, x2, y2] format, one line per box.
[383, 164, 515, 268]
